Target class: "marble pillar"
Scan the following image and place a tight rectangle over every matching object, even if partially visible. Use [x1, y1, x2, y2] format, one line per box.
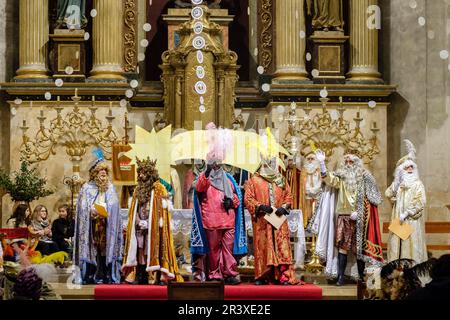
[15, 0, 50, 80]
[347, 0, 383, 82]
[273, 0, 308, 82]
[90, 0, 125, 81]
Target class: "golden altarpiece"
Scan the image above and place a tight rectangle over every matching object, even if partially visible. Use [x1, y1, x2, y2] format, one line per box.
[0, 0, 403, 279]
[160, 6, 239, 129]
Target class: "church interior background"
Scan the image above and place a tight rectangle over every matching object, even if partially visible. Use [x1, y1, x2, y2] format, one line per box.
[0, 0, 449, 300]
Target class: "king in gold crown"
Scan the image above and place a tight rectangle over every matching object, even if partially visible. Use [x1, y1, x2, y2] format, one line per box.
[344, 148, 363, 159]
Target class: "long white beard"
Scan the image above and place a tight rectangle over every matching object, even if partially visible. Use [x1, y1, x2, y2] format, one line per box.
[336, 164, 364, 194]
[303, 161, 319, 174]
[401, 171, 419, 188]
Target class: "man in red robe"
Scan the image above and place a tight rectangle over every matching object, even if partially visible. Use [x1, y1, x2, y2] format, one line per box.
[244, 159, 300, 285]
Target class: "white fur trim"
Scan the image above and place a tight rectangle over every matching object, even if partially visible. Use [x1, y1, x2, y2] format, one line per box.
[123, 199, 139, 269]
[146, 265, 161, 272]
[146, 190, 155, 269]
[160, 268, 175, 279]
[159, 217, 163, 228]
[162, 199, 168, 209]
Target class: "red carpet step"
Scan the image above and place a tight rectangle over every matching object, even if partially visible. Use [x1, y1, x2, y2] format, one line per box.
[95, 284, 322, 300]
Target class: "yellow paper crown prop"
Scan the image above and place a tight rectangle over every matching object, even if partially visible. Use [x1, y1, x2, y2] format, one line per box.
[249, 127, 290, 171]
[125, 125, 172, 183]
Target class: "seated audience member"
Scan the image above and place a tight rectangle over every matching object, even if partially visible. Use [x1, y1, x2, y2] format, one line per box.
[28, 205, 59, 256]
[51, 204, 75, 254]
[6, 204, 30, 228]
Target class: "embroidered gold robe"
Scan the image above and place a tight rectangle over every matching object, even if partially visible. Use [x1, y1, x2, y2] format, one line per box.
[122, 181, 184, 283]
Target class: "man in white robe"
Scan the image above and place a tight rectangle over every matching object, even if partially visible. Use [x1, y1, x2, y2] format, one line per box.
[386, 140, 427, 263]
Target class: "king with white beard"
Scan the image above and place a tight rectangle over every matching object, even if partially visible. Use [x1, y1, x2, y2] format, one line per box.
[299, 152, 322, 228]
[307, 149, 384, 286]
[385, 140, 427, 263]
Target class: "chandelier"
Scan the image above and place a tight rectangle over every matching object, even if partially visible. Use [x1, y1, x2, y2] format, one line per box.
[19, 90, 120, 170]
[279, 97, 380, 163]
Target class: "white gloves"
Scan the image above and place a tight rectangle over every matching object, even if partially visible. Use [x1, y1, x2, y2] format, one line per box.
[400, 213, 408, 223]
[138, 220, 148, 230]
[90, 208, 99, 219]
[315, 150, 327, 174]
[315, 149, 326, 162]
[350, 211, 358, 221]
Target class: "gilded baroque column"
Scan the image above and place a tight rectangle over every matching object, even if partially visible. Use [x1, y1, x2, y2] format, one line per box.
[15, 0, 50, 79]
[90, 0, 125, 81]
[273, 0, 308, 81]
[347, 0, 382, 82]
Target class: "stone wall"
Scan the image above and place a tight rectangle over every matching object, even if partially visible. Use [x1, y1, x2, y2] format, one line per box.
[381, 0, 450, 257]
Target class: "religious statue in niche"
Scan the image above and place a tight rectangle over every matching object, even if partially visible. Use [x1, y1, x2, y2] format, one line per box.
[174, 0, 222, 9]
[56, 0, 88, 30]
[307, 0, 344, 32]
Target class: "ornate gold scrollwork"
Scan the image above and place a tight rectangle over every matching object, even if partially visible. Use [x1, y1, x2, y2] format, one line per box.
[259, 0, 273, 70]
[281, 98, 380, 164]
[124, 0, 137, 73]
[20, 94, 119, 166]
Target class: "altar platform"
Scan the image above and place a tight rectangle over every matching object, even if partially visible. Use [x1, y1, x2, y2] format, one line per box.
[94, 283, 322, 300]
[48, 282, 356, 300]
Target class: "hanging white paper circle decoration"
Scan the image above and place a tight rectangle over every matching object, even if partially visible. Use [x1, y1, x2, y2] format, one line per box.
[44, 92, 52, 100]
[196, 50, 204, 63]
[320, 88, 328, 98]
[439, 50, 449, 60]
[65, 66, 74, 75]
[191, 6, 204, 20]
[120, 99, 128, 108]
[196, 66, 205, 79]
[125, 89, 134, 98]
[193, 21, 204, 34]
[199, 104, 206, 113]
[195, 81, 207, 95]
[192, 0, 203, 5]
[130, 80, 139, 88]
[193, 36, 206, 50]
[55, 78, 64, 87]
[143, 23, 152, 32]
[261, 83, 270, 92]
[200, 96, 205, 104]
[257, 66, 264, 74]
